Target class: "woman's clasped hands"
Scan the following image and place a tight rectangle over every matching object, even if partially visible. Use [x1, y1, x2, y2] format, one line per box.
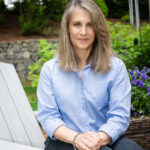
[74, 131, 104, 150]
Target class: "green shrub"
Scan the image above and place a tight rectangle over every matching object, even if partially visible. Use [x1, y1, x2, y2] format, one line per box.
[43, 0, 68, 21]
[139, 23, 150, 67]
[17, 0, 67, 34]
[121, 13, 130, 22]
[19, 0, 48, 35]
[108, 22, 150, 70]
[28, 40, 56, 87]
[24, 85, 37, 111]
[94, 0, 108, 17]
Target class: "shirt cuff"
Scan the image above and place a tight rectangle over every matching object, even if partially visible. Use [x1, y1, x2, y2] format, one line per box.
[44, 117, 66, 140]
[98, 124, 120, 144]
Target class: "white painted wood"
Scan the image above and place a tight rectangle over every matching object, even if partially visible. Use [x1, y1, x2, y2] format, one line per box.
[0, 62, 45, 148]
[0, 70, 31, 145]
[0, 140, 43, 150]
[0, 108, 13, 142]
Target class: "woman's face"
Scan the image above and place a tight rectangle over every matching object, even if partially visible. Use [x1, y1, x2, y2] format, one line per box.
[69, 8, 95, 53]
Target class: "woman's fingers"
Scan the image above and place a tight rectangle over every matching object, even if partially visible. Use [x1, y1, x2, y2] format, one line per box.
[85, 132, 103, 149]
[78, 142, 94, 150]
[75, 133, 97, 150]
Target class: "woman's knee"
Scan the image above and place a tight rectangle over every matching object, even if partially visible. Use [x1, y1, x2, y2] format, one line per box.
[111, 136, 143, 150]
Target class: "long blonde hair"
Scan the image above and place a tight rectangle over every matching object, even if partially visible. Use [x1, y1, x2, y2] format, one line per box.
[57, 0, 116, 74]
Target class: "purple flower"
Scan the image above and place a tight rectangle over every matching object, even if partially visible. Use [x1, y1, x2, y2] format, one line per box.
[146, 75, 150, 80]
[137, 71, 141, 77]
[147, 68, 150, 73]
[139, 81, 144, 88]
[148, 92, 150, 96]
[141, 69, 145, 74]
[129, 69, 133, 75]
[139, 110, 144, 115]
[131, 75, 136, 80]
[143, 67, 147, 71]
[148, 87, 150, 92]
[133, 111, 137, 117]
[131, 106, 133, 111]
[131, 80, 136, 85]
[136, 79, 141, 86]
[135, 67, 139, 70]
[141, 74, 147, 80]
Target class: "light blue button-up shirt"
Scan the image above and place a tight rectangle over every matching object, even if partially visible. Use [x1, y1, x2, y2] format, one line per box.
[37, 57, 131, 144]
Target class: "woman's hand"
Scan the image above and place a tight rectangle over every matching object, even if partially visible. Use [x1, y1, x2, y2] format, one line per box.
[74, 131, 103, 150]
[98, 131, 112, 146]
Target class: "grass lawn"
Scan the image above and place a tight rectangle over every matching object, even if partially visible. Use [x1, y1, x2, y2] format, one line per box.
[23, 82, 38, 111]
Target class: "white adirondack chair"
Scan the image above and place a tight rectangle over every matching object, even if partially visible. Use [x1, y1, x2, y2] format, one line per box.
[0, 62, 45, 150]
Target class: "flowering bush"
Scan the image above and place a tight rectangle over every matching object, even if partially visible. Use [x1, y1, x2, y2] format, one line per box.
[129, 67, 150, 117]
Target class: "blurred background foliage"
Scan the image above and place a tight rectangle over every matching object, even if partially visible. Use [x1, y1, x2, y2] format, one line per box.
[109, 22, 150, 69]
[94, 0, 108, 17]
[105, 0, 149, 19]
[0, 0, 149, 34]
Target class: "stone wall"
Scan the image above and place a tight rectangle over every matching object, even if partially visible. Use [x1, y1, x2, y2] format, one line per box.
[0, 38, 59, 81]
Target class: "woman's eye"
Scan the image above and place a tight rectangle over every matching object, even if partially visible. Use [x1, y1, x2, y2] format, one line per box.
[74, 23, 80, 26]
[87, 23, 92, 27]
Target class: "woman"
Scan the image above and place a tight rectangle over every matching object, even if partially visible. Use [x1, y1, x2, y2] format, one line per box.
[37, 0, 142, 150]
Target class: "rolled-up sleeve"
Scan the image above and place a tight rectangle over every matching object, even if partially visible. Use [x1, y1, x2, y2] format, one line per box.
[98, 60, 131, 144]
[37, 63, 66, 139]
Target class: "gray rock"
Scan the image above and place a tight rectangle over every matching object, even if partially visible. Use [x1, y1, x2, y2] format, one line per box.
[27, 42, 38, 52]
[0, 48, 3, 52]
[16, 41, 22, 45]
[7, 49, 14, 56]
[0, 53, 5, 59]
[22, 43, 27, 47]
[14, 53, 22, 60]
[21, 47, 28, 51]
[18, 72, 25, 81]
[12, 45, 20, 52]
[17, 63, 24, 72]
[23, 51, 30, 59]
[0, 42, 7, 48]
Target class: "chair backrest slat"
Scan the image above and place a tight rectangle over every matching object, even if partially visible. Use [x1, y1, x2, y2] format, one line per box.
[0, 107, 13, 142]
[0, 62, 44, 148]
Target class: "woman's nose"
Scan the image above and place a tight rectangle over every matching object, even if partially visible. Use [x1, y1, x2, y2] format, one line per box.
[80, 26, 87, 35]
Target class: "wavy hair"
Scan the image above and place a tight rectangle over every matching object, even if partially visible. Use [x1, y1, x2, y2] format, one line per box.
[57, 0, 116, 73]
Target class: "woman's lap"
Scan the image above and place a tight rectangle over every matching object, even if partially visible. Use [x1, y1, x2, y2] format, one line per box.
[110, 136, 143, 150]
[44, 137, 74, 150]
[44, 136, 143, 150]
